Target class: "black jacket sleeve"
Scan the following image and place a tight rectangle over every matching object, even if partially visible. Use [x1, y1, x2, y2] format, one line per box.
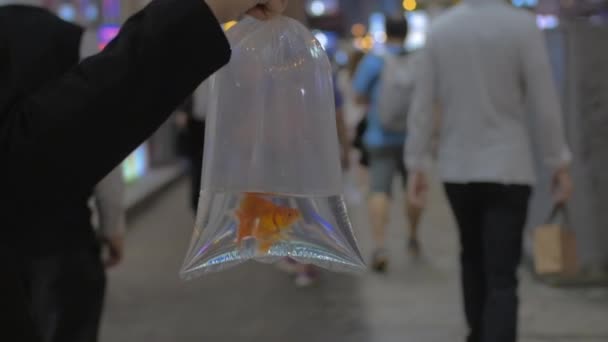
[4, 0, 230, 197]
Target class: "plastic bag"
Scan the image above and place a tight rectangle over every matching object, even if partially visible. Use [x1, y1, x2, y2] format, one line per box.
[180, 16, 365, 279]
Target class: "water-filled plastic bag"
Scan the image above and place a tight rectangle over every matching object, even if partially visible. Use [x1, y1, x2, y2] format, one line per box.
[180, 16, 365, 279]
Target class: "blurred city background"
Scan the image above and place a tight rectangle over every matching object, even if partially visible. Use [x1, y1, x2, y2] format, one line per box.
[33, 0, 608, 341]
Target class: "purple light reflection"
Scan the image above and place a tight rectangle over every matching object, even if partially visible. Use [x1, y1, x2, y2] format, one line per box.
[98, 25, 120, 50]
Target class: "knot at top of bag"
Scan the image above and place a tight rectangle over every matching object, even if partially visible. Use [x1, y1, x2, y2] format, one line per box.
[227, 16, 328, 77]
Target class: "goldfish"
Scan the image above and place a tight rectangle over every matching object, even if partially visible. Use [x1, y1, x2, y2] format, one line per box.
[235, 193, 301, 253]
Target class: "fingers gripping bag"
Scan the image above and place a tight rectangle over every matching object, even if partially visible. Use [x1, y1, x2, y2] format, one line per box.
[180, 16, 365, 279]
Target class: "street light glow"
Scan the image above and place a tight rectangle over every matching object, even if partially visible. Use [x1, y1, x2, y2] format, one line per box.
[310, 0, 326, 17]
[403, 0, 417, 11]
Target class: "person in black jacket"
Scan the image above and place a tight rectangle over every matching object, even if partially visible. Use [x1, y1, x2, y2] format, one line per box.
[0, 6, 125, 342]
[0, 0, 287, 341]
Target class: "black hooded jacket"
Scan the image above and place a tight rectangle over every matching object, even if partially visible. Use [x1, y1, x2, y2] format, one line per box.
[0, 5, 94, 257]
[0, 0, 230, 339]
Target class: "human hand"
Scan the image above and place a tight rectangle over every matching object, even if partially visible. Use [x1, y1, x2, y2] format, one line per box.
[407, 171, 429, 210]
[205, 0, 288, 23]
[101, 234, 125, 269]
[552, 165, 573, 206]
[247, 0, 288, 20]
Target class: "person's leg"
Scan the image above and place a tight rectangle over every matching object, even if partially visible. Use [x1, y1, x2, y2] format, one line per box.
[356, 153, 369, 194]
[52, 246, 107, 342]
[480, 184, 531, 342]
[188, 119, 205, 212]
[367, 148, 395, 271]
[353, 118, 369, 193]
[445, 183, 485, 342]
[368, 193, 390, 248]
[405, 199, 423, 256]
[399, 146, 422, 256]
[190, 151, 203, 211]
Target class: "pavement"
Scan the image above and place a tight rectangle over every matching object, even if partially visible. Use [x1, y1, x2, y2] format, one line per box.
[101, 175, 608, 342]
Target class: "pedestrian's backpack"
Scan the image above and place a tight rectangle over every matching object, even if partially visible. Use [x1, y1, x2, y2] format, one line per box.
[377, 51, 415, 132]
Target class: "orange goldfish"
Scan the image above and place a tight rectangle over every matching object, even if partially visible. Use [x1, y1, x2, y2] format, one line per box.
[235, 193, 301, 252]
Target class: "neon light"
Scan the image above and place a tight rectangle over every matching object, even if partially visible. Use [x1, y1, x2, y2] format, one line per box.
[97, 25, 120, 50]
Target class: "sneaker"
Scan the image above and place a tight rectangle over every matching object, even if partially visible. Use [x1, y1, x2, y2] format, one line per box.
[371, 248, 388, 273]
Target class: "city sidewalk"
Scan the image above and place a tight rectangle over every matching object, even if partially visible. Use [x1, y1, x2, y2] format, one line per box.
[101, 176, 608, 342]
